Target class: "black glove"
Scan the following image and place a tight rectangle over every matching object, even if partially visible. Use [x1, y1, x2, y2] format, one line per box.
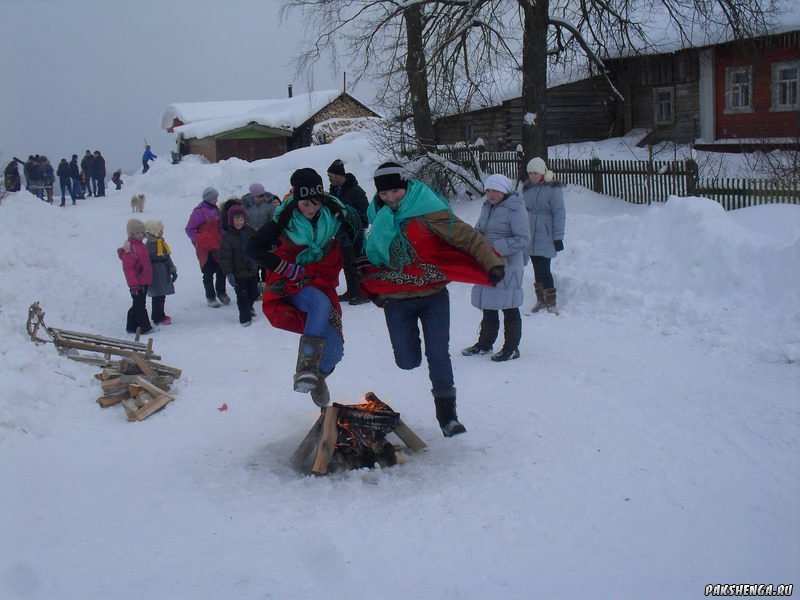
[487, 265, 505, 285]
[171, 271, 178, 282]
[554, 240, 564, 252]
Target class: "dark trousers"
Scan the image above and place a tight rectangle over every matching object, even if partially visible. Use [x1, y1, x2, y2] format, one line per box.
[383, 288, 454, 394]
[126, 287, 153, 333]
[151, 295, 166, 324]
[233, 276, 259, 323]
[531, 255, 554, 289]
[71, 177, 83, 199]
[341, 235, 364, 298]
[201, 253, 226, 299]
[142, 160, 150, 174]
[93, 176, 105, 196]
[59, 177, 74, 203]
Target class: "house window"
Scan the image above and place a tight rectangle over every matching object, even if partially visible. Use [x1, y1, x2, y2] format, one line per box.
[772, 61, 800, 111]
[464, 124, 474, 141]
[725, 66, 752, 113]
[653, 87, 674, 125]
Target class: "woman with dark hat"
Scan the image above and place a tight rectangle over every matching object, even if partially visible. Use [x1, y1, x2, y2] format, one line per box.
[246, 167, 359, 407]
[358, 162, 505, 437]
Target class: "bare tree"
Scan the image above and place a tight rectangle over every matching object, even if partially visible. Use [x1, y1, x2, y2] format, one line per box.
[285, 0, 780, 180]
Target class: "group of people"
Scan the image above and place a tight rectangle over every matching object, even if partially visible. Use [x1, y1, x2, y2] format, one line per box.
[117, 155, 565, 437]
[3, 150, 108, 205]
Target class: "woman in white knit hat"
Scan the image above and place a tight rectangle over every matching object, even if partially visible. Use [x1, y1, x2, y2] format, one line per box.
[522, 157, 565, 313]
[463, 174, 530, 361]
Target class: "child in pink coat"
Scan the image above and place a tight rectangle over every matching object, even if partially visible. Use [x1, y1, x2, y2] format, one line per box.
[118, 218, 156, 334]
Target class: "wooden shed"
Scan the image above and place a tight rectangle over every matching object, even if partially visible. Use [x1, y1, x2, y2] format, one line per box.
[161, 91, 379, 163]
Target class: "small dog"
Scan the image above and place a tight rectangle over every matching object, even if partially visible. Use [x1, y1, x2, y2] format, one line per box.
[130, 193, 146, 213]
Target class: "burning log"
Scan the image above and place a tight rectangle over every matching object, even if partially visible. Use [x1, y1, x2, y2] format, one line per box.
[293, 392, 426, 475]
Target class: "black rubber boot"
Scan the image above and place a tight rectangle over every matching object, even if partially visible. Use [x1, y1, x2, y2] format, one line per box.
[433, 388, 467, 437]
[461, 316, 499, 356]
[491, 316, 522, 362]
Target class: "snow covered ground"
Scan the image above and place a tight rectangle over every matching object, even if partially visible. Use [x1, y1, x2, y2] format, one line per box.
[1, 133, 798, 599]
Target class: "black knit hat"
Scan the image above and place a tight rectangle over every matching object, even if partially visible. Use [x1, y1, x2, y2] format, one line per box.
[373, 162, 407, 192]
[290, 168, 325, 201]
[327, 159, 345, 176]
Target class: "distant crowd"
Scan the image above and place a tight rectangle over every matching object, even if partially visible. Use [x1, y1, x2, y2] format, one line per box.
[3, 144, 161, 204]
[2, 150, 126, 206]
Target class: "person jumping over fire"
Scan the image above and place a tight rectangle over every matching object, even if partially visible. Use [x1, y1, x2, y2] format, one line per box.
[357, 162, 505, 437]
[246, 168, 361, 407]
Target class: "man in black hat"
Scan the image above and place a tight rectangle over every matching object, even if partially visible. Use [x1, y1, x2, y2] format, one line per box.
[326, 159, 369, 305]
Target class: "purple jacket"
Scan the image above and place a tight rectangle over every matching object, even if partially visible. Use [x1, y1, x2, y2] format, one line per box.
[185, 201, 222, 244]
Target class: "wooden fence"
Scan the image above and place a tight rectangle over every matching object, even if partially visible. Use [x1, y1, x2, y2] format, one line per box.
[436, 147, 800, 210]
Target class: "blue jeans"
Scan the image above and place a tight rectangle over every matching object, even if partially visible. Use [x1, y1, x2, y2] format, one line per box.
[288, 285, 343, 375]
[71, 177, 82, 198]
[59, 177, 74, 202]
[383, 288, 454, 394]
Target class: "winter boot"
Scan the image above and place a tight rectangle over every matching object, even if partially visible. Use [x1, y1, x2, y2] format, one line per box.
[293, 335, 325, 394]
[544, 288, 558, 315]
[207, 297, 221, 308]
[531, 282, 546, 313]
[218, 292, 231, 305]
[491, 317, 522, 362]
[461, 317, 500, 356]
[433, 388, 467, 437]
[310, 374, 330, 407]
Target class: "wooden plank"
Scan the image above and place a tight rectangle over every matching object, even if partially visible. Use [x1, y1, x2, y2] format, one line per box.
[132, 395, 172, 421]
[50, 328, 149, 350]
[311, 406, 340, 476]
[51, 337, 161, 361]
[101, 377, 125, 394]
[148, 361, 182, 379]
[133, 376, 176, 401]
[97, 394, 127, 408]
[393, 419, 428, 452]
[291, 415, 324, 471]
[100, 368, 121, 380]
[125, 351, 158, 378]
[117, 374, 173, 388]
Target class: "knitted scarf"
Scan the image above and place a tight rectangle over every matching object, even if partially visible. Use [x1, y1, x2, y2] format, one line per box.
[155, 238, 170, 257]
[365, 179, 452, 269]
[273, 194, 344, 265]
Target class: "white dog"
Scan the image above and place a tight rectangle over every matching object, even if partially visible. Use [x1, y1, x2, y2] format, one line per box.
[130, 194, 146, 213]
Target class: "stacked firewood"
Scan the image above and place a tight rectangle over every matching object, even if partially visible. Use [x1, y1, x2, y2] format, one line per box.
[26, 302, 181, 422]
[94, 354, 181, 421]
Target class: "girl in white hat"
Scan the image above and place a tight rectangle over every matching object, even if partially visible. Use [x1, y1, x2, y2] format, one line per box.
[523, 157, 566, 313]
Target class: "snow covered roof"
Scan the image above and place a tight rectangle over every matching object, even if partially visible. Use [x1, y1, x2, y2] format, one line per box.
[161, 90, 343, 139]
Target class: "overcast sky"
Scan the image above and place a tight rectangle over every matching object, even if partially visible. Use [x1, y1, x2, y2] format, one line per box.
[1, 0, 371, 173]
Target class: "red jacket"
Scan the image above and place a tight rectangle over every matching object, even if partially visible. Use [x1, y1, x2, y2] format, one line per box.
[261, 236, 343, 335]
[359, 214, 497, 299]
[118, 237, 153, 288]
